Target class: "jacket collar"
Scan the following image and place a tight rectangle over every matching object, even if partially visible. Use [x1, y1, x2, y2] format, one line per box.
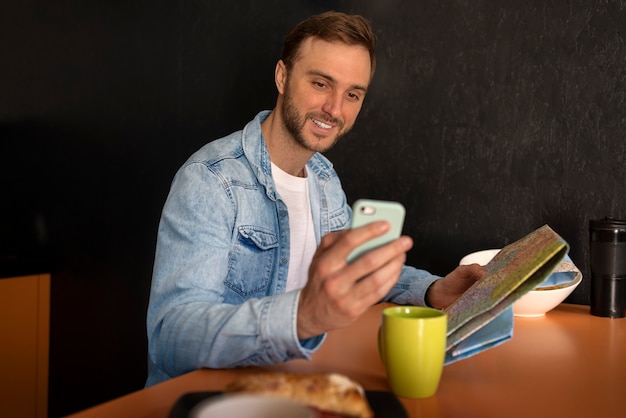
[242, 111, 335, 198]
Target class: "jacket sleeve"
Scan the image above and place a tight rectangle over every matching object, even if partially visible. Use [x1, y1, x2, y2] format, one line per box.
[384, 266, 441, 306]
[146, 162, 323, 385]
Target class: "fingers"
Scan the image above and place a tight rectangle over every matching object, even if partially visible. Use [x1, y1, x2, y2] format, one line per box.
[453, 263, 487, 281]
[347, 234, 413, 279]
[317, 221, 411, 268]
[310, 222, 391, 281]
[315, 223, 412, 297]
[318, 221, 391, 261]
[297, 223, 413, 339]
[426, 264, 487, 309]
[298, 249, 406, 339]
[349, 250, 408, 303]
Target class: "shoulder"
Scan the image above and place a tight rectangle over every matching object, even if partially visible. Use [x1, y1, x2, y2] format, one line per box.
[184, 111, 270, 172]
[185, 132, 245, 168]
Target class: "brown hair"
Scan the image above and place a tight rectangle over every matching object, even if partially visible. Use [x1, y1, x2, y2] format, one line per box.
[281, 11, 377, 78]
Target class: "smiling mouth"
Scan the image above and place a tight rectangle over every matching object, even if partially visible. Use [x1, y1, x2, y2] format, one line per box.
[311, 118, 333, 129]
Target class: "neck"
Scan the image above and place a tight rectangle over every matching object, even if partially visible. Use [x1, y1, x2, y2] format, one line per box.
[261, 109, 313, 177]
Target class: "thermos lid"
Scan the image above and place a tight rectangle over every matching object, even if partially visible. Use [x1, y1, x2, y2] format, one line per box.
[590, 217, 626, 230]
[590, 217, 626, 242]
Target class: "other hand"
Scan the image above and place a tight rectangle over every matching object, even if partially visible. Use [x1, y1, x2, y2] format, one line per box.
[425, 263, 486, 309]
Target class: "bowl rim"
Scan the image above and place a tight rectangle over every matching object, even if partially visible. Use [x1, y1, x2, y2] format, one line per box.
[458, 249, 501, 266]
[533, 270, 582, 291]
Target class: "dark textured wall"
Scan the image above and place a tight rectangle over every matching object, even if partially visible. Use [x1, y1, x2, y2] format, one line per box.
[1, 1, 624, 416]
[332, 1, 626, 283]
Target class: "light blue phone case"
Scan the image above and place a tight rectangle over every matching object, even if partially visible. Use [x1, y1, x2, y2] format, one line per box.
[347, 199, 406, 263]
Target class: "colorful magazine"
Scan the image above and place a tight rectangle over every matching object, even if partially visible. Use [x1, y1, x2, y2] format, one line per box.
[445, 224, 569, 353]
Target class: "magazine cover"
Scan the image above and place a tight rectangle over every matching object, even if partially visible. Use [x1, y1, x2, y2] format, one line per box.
[445, 224, 569, 352]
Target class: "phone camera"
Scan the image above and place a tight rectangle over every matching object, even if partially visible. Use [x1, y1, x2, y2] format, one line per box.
[359, 206, 377, 216]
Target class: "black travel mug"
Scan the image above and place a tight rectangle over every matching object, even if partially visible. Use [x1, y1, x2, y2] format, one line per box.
[589, 217, 626, 318]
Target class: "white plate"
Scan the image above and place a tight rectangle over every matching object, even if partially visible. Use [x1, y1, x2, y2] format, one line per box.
[190, 394, 314, 418]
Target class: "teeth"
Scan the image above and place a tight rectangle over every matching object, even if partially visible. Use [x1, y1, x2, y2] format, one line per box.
[312, 119, 332, 129]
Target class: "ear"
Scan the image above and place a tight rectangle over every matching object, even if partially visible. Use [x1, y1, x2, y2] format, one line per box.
[275, 60, 287, 95]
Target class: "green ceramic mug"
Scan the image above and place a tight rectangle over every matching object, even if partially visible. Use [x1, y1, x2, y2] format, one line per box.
[378, 306, 447, 398]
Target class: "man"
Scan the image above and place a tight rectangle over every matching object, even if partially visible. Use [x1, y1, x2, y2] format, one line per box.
[146, 11, 484, 386]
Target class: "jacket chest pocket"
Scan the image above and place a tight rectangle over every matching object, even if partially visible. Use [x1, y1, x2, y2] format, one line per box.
[225, 225, 278, 299]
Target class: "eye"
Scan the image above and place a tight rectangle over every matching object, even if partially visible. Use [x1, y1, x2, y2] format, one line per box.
[346, 91, 362, 102]
[312, 81, 327, 90]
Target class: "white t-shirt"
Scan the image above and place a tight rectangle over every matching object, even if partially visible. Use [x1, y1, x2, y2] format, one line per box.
[271, 162, 317, 292]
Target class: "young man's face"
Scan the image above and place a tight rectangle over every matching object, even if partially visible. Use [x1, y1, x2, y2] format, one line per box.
[277, 37, 372, 153]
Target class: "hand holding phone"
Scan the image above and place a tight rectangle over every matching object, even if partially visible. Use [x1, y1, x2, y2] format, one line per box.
[347, 199, 406, 263]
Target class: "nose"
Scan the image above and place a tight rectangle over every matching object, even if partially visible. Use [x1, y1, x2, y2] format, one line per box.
[321, 91, 343, 119]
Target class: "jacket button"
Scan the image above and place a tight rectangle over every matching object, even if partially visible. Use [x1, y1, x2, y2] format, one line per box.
[281, 258, 288, 264]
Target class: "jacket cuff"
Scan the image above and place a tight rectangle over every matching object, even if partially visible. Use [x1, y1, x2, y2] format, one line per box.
[387, 266, 441, 306]
[263, 289, 326, 361]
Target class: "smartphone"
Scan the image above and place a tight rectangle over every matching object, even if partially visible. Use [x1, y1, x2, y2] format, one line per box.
[347, 199, 406, 263]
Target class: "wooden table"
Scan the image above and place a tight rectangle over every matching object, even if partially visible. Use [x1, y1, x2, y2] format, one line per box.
[68, 303, 626, 418]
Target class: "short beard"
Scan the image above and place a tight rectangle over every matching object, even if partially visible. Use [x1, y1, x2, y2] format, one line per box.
[280, 80, 349, 154]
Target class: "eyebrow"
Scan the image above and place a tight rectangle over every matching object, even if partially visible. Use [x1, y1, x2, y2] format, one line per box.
[307, 69, 369, 94]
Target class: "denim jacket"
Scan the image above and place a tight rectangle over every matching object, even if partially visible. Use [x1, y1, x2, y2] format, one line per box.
[146, 111, 439, 386]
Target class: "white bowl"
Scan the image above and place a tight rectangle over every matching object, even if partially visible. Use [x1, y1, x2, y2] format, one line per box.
[511, 277, 581, 317]
[459, 249, 501, 266]
[190, 394, 314, 418]
[459, 249, 582, 317]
